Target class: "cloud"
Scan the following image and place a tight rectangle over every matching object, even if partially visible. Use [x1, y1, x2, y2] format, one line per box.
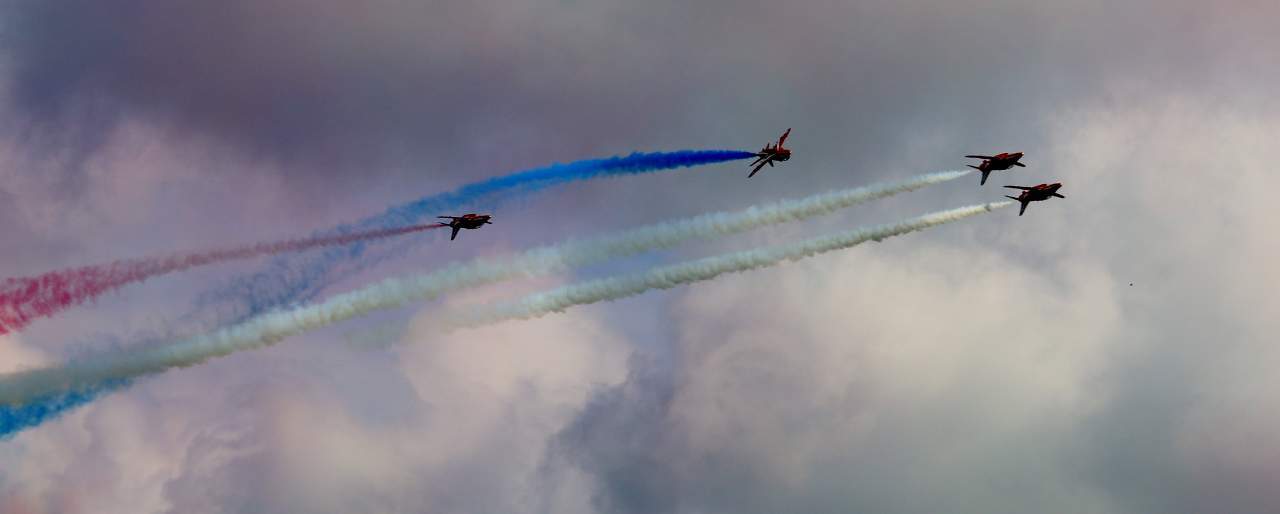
[550, 92, 1280, 514]
[8, 0, 1273, 193]
[2, 1, 1280, 513]
[2, 292, 628, 514]
[0, 335, 51, 374]
[554, 241, 1122, 514]
[2, 0, 739, 181]
[1038, 94, 1280, 514]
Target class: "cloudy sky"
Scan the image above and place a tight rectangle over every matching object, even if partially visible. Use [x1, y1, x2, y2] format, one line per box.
[1, 0, 1278, 512]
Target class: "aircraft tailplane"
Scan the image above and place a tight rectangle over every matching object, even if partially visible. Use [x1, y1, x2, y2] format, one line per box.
[1004, 196, 1028, 216]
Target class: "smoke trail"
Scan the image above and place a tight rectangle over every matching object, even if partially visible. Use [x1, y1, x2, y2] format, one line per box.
[344, 168, 973, 351]
[0, 220, 450, 438]
[0, 224, 446, 335]
[0, 197, 998, 408]
[0, 152, 764, 437]
[0, 171, 969, 406]
[196, 150, 757, 321]
[431, 202, 1012, 330]
[0, 380, 125, 439]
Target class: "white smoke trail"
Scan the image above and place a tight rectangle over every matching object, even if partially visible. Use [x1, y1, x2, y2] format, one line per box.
[427, 202, 1012, 331]
[0, 172, 972, 405]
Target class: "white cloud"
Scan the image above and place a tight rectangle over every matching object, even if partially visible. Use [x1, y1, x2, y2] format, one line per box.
[2, 297, 629, 514]
[2, 2, 1278, 513]
[554, 91, 1280, 514]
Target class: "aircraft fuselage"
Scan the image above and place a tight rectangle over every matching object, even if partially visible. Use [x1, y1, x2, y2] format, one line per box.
[980, 152, 1023, 171]
[1017, 183, 1061, 202]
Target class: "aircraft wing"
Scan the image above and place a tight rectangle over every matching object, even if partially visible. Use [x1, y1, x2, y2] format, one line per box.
[778, 128, 791, 146]
[1003, 185, 1033, 190]
[1013, 162, 1027, 167]
[965, 154, 995, 159]
[748, 156, 773, 177]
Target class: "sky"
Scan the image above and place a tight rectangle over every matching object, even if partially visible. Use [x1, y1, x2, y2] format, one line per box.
[1, 0, 1279, 513]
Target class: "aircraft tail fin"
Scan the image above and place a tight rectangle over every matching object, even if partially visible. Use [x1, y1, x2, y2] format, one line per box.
[1052, 193, 1065, 198]
[1004, 197, 1029, 216]
[450, 226, 461, 240]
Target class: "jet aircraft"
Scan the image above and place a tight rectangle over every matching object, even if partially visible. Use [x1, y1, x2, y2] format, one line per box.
[1003, 183, 1064, 216]
[748, 128, 792, 178]
[437, 214, 492, 240]
[965, 152, 1026, 185]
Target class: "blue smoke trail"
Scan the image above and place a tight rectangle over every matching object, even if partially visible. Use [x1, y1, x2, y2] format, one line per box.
[196, 149, 754, 322]
[0, 380, 125, 439]
[0, 149, 754, 439]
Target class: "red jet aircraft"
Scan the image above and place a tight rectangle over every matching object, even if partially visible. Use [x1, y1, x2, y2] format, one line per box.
[1003, 183, 1064, 216]
[437, 214, 492, 240]
[748, 128, 792, 178]
[965, 152, 1026, 185]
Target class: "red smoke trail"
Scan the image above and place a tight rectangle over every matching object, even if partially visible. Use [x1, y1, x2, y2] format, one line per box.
[0, 224, 445, 334]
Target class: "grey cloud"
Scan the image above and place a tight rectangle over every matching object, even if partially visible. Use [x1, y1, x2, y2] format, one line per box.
[3, 1, 728, 181]
[3, 0, 1273, 236]
[3, 1, 1280, 513]
[550, 93, 1280, 514]
[7, 0, 1269, 188]
[551, 246, 1110, 513]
